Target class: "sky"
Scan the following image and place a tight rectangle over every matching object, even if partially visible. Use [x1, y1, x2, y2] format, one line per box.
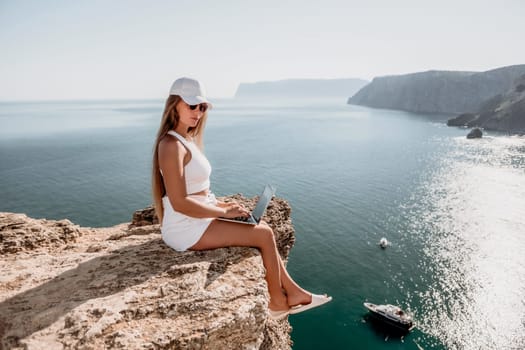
[1, 0, 524, 100]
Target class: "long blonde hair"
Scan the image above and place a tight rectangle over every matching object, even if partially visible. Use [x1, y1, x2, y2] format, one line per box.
[152, 95, 208, 223]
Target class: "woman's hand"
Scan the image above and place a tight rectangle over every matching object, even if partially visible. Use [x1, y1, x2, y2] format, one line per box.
[216, 201, 229, 208]
[221, 203, 250, 218]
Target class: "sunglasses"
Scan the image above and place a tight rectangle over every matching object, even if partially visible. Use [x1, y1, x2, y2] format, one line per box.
[188, 103, 208, 112]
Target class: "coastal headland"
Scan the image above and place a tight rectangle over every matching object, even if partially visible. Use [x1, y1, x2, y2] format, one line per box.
[346, 64, 525, 134]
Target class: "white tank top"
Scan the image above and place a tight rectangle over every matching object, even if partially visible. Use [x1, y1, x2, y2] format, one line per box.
[164, 130, 211, 194]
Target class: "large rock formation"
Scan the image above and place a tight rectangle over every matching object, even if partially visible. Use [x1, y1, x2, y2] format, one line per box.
[447, 74, 525, 133]
[466, 127, 483, 139]
[235, 78, 369, 99]
[347, 65, 525, 114]
[0, 195, 295, 350]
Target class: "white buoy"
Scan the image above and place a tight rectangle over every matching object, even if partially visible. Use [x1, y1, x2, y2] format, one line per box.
[379, 237, 388, 248]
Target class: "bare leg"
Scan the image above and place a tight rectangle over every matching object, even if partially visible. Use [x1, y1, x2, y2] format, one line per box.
[277, 256, 312, 307]
[190, 220, 289, 311]
[256, 221, 312, 306]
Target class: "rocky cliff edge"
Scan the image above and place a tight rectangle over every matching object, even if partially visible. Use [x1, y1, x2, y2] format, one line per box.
[0, 195, 295, 350]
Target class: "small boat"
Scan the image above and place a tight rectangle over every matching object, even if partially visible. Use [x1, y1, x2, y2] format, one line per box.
[364, 302, 414, 331]
[379, 237, 388, 248]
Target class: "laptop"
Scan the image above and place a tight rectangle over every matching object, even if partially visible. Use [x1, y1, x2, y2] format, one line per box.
[218, 184, 276, 225]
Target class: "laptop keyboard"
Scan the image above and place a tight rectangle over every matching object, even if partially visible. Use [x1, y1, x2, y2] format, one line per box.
[218, 216, 253, 222]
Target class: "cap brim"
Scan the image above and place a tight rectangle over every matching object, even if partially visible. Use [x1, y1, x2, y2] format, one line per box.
[180, 95, 213, 109]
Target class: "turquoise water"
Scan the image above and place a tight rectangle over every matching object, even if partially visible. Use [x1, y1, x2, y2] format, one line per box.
[1, 99, 524, 349]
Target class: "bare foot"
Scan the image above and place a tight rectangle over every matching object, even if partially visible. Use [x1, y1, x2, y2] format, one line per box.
[286, 290, 312, 308]
[269, 293, 289, 312]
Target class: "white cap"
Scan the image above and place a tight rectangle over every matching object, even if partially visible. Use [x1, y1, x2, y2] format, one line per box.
[169, 77, 213, 108]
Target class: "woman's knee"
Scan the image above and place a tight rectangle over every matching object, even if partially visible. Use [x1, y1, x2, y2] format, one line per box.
[259, 220, 271, 228]
[256, 223, 275, 247]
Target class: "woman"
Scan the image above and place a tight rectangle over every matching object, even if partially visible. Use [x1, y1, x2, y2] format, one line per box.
[152, 77, 331, 320]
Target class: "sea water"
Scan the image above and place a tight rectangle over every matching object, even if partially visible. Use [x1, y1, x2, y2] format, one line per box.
[1, 98, 524, 349]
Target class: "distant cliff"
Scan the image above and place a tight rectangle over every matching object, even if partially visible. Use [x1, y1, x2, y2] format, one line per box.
[447, 74, 525, 133]
[235, 78, 369, 99]
[347, 65, 525, 114]
[0, 195, 295, 350]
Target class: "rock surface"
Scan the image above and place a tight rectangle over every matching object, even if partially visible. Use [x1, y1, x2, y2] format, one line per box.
[0, 195, 295, 350]
[447, 74, 525, 134]
[348, 65, 525, 114]
[466, 127, 483, 139]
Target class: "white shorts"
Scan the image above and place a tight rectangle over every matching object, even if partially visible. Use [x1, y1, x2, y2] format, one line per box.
[161, 193, 217, 252]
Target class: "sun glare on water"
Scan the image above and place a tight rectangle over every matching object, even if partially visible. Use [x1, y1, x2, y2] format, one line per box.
[405, 136, 525, 349]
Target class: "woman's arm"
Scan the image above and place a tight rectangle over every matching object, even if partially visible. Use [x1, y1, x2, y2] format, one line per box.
[158, 137, 248, 219]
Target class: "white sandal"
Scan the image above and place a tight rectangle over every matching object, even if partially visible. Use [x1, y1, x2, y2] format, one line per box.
[268, 308, 290, 320]
[289, 294, 332, 315]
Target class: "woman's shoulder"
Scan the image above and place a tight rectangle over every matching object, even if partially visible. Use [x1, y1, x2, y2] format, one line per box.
[158, 133, 188, 156]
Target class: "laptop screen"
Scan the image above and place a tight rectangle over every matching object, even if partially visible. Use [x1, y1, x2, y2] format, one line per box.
[252, 185, 276, 220]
